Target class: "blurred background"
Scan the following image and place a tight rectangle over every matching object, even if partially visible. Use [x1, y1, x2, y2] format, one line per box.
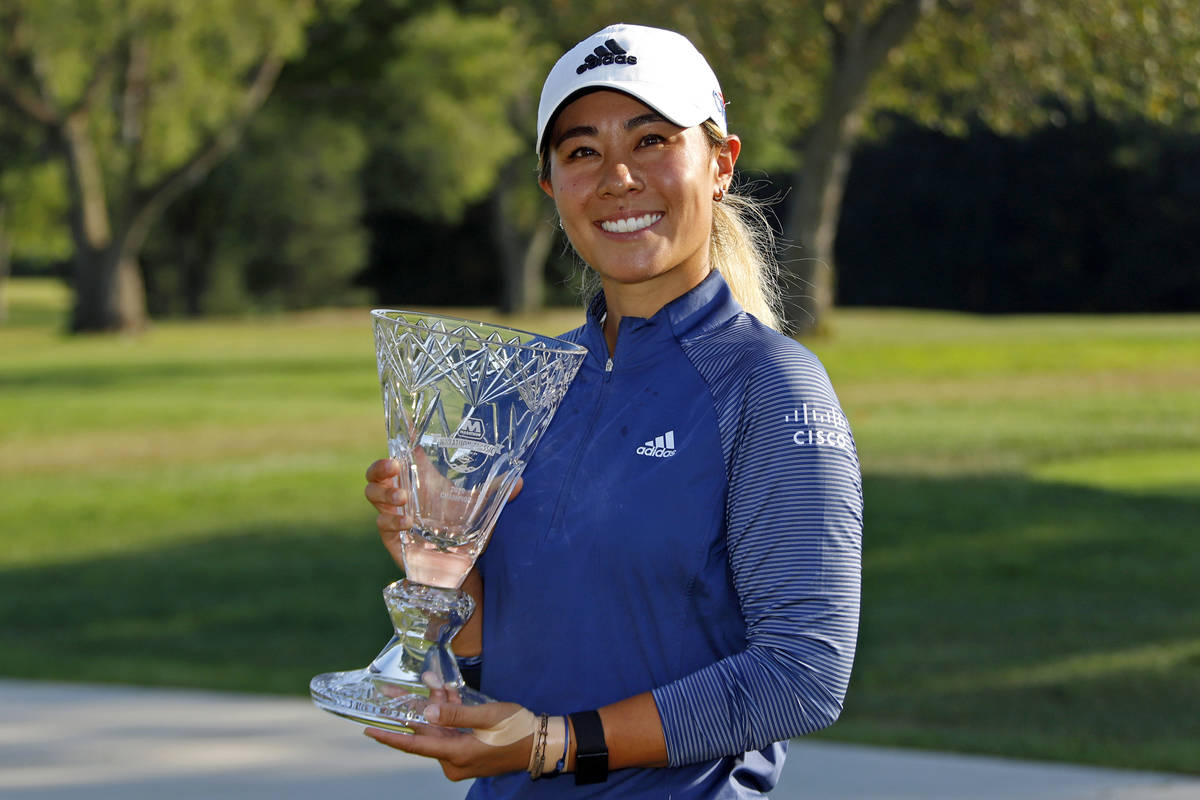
[1, 0, 1197, 778]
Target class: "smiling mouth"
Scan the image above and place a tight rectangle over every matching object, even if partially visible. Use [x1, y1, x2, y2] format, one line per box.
[599, 213, 663, 234]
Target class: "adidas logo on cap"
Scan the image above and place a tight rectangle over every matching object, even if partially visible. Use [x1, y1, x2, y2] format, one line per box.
[537, 24, 728, 156]
[576, 39, 638, 74]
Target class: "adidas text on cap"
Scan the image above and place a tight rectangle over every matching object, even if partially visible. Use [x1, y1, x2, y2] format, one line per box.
[536, 24, 728, 154]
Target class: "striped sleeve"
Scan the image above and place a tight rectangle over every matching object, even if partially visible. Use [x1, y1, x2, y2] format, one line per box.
[652, 341, 864, 766]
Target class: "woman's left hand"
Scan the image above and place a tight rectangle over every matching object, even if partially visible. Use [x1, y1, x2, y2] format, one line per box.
[365, 700, 535, 781]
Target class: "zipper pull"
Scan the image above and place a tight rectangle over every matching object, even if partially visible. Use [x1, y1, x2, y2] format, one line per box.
[604, 357, 614, 381]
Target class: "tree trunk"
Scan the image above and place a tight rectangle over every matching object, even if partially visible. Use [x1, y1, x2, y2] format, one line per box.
[782, 0, 934, 335]
[58, 113, 148, 332]
[492, 164, 554, 314]
[504, 222, 554, 314]
[69, 245, 146, 332]
[784, 105, 864, 336]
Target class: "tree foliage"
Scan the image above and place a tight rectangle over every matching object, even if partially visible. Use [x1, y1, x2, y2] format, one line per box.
[4, 0, 1200, 330]
[0, 94, 67, 322]
[276, 1, 559, 312]
[880, 1, 1200, 134]
[142, 104, 368, 315]
[0, 0, 323, 330]
[377, 8, 550, 222]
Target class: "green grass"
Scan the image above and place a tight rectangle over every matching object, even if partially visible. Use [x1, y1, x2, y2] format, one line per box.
[2, 278, 1197, 773]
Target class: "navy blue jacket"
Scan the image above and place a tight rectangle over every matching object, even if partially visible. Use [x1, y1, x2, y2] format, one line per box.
[470, 271, 863, 798]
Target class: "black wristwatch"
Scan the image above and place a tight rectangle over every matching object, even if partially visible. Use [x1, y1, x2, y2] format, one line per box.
[569, 710, 609, 785]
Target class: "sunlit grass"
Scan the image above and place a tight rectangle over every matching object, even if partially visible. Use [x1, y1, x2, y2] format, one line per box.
[1033, 449, 1200, 494]
[1, 277, 1197, 773]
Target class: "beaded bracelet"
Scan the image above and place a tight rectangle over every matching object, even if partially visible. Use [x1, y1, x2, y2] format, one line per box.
[527, 712, 550, 779]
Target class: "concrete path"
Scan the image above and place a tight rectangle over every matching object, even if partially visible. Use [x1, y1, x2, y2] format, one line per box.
[1, 680, 1196, 799]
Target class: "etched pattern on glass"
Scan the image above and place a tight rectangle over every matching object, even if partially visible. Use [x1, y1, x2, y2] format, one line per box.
[375, 313, 583, 588]
[311, 311, 585, 732]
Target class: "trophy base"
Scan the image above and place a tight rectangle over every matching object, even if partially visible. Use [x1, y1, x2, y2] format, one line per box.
[310, 668, 491, 732]
[311, 579, 490, 731]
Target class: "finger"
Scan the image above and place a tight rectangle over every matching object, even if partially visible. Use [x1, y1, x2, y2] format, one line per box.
[365, 481, 407, 512]
[508, 477, 524, 501]
[423, 671, 449, 707]
[405, 718, 458, 739]
[376, 511, 410, 534]
[365, 458, 401, 483]
[419, 670, 465, 705]
[364, 726, 463, 759]
[425, 701, 514, 730]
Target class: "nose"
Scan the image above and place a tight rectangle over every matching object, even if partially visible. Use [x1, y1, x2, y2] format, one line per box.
[599, 160, 642, 197]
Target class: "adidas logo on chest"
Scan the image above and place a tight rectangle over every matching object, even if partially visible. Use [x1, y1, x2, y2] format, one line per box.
[636, 430, 677, 459]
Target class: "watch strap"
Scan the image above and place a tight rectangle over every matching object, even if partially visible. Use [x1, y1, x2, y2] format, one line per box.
[569, 710, 608, 785]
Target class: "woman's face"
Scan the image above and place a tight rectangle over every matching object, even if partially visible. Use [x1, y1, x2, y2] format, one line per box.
[540, 90, 739, 310]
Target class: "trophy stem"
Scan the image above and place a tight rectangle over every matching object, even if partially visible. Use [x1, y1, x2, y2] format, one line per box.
[375, 579, 474, 686]
[310, 579, 490, 731]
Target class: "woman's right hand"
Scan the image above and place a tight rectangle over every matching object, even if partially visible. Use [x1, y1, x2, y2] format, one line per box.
[364, 458, 410, 570]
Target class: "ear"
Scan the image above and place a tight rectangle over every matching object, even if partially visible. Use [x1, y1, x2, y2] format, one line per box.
[539, 176, 555, 199]
[714, 134, 741, 192]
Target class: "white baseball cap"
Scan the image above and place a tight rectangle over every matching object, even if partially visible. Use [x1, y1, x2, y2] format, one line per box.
[536, 23, 728, 154]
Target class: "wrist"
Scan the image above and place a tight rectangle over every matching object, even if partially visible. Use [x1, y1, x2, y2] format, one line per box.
[526, 713, 569, 780]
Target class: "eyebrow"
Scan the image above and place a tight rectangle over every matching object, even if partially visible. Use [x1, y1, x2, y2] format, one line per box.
[553, 112, 669, 150]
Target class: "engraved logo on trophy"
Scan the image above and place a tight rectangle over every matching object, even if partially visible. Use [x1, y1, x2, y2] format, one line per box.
[419, 417, 499, 473]
[310, 311, 586, 731]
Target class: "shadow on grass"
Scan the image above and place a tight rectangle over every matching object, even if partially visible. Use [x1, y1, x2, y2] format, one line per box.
[841, 473, 1199, 773]
[0, 473, 1195, 772]
[0, 521, 404, 696]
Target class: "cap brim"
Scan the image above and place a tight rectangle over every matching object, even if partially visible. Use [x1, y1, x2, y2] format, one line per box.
[537, 80, 717, 154]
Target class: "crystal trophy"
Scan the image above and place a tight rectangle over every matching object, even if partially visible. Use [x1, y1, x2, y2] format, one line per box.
[310, 310, 586, 731]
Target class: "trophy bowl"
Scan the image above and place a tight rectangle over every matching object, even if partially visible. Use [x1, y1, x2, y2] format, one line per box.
[310, 310, 586, 731]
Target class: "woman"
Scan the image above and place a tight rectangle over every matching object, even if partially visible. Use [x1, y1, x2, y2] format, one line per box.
[363, 23, 863, 799]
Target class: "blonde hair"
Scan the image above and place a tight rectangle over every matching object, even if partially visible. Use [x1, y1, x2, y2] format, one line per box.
[538, 120, 784, 332]
[702, 123, 783, 331]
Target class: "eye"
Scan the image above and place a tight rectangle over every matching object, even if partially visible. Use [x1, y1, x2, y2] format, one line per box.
[566, 145, 598, 160]
[638, 133, 666, 147]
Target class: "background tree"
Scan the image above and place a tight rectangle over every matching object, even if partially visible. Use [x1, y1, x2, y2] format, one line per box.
[7, 1, 1197, 329]
[374, 7, 555, 312]
[276, 1, 556, 313]
[0, 0, 320, 332]
[141, 104, 369, 315]
[508, 0, 935, 331]
[0, 113, 69, 323]
[509, 0, 1200, 331]
[0, 116, 25, 323]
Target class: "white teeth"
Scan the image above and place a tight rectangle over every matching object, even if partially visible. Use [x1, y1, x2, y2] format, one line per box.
[601, 213, 662, 233]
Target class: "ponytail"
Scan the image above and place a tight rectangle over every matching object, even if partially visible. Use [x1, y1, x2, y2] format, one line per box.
[702, 122, 784, 332]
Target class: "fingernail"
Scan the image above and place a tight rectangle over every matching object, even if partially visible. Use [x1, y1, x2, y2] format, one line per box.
[422, 670, 444, 689]
[424, 704, 440, 723]
[389, 490, 404, 504]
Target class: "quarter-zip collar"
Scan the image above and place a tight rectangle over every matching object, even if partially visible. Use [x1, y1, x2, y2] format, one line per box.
[580, 270, 744, 370]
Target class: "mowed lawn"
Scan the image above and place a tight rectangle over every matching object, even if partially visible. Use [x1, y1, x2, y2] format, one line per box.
[1, 278, 1197, 774]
